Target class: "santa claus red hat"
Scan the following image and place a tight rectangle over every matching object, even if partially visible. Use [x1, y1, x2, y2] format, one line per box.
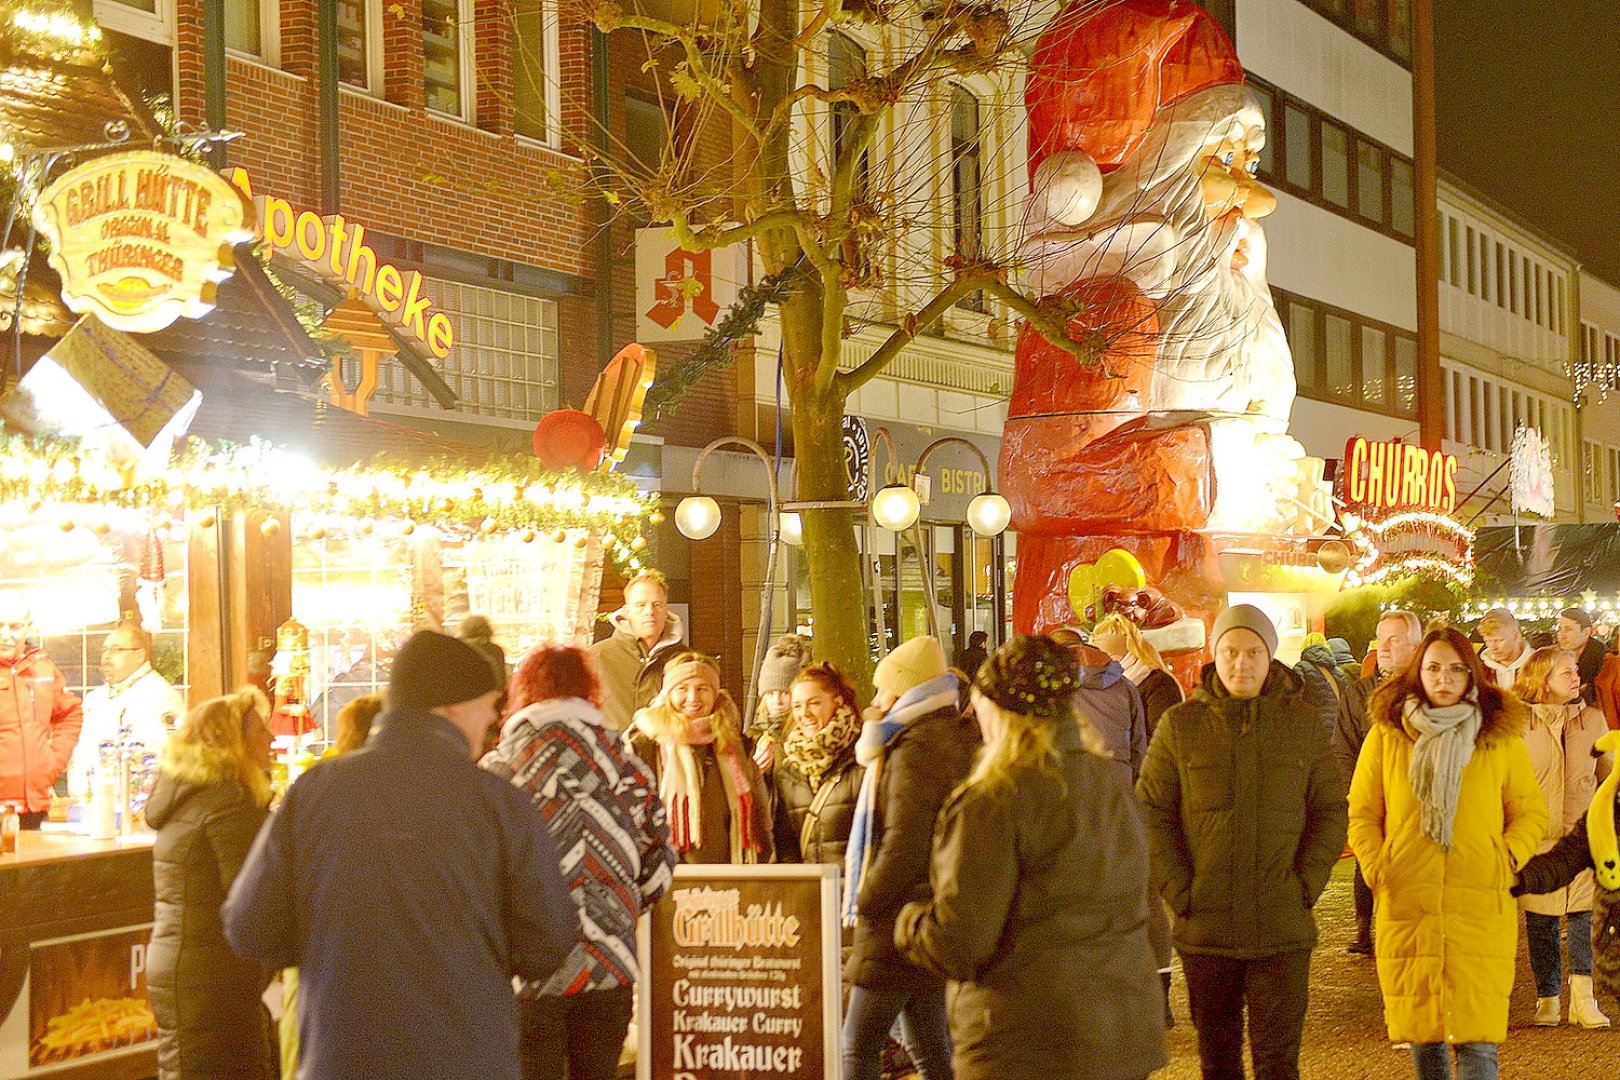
[1026, 0, 1247, 179]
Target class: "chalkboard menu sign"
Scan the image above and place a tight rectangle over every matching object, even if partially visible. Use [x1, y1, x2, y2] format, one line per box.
[639, 864, 842, 1080]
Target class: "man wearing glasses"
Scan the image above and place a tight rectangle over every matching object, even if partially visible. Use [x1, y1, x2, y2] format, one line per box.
[0, 595, 83, 828]
[69, 619, 185, 801]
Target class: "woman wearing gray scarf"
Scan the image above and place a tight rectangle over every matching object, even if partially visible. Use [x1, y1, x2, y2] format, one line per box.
[1348, 627, 1546, 1080]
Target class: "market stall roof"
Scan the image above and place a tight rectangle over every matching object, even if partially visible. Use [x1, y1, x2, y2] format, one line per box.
[1471, 524, 1620, 598]
[0, 40, 161, 149]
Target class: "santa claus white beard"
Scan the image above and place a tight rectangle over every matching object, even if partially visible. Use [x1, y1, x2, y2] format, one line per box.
[1148, 203, 1296, 427]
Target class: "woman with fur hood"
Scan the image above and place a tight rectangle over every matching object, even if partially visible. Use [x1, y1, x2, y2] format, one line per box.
[1511, 647, 1612, 1029]
[145, 687, 276, 1080]
[1348, 627, 1546, 1080]
[630, 652, 772, 864]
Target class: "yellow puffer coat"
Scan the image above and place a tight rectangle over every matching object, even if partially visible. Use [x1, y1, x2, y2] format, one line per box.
[1348, 697, 1546, 1045]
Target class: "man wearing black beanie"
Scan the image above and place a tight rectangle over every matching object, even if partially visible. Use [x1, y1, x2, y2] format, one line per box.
[225, 631, 576, 1080]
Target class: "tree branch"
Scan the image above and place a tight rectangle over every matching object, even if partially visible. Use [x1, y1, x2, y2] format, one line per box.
[599, 10, 764, 143]
[982, 279, 1100, 367]
[833, 274, 984, 394]
[668, 210, 803, 253]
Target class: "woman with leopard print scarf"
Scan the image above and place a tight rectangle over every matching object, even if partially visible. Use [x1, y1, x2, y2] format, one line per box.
[772, 663, 865, 865]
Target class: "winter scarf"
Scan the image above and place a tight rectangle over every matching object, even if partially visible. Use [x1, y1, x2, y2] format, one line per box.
[842, 671, 959, 927]
[1405, 695, 1483, 852]
[633, 692, 761, 863]
[1120, 655, 1156, 686]
[780, 704, 860, 792]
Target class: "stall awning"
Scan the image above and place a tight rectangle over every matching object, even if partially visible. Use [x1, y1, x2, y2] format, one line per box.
[1471, 525, 1620, 598]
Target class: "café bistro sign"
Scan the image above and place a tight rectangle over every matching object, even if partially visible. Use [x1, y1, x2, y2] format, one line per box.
[1342, 436, 1459, 514]
[33, 150, 255, 333]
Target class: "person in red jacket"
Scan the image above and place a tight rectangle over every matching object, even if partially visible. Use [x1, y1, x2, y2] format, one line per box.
[0, 597, 83, 828]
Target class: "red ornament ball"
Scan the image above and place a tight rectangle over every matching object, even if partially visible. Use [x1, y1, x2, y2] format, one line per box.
[532, 409, 607, 471]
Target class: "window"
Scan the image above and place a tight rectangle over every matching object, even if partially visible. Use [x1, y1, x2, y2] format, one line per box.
[1390, 157, 1414, 238]
[829, 34, 868, 189]
[1464, 226, 1477, 296]
[625, 94, 671, 175]
[950, 87, 985, 310]
[337, 0, 382, 90]
[1447, 217, 1460, 287]
[1321, 121, 1350, 208]
[1250, 76, 1413, 243]
[1276, 286, 1416, 419]
[374, 280, 559, 422]
[512, 0, 561, 144]
[1584, 442, 1602, 505]
[1283, 103, 1314, 191]
[1299, 0, 1414, 67]
[1494, 241, 1505, 304]
[1610, 447, 1620, 504]
[225, 0, 275, 60]
[423, 0, 471, 118]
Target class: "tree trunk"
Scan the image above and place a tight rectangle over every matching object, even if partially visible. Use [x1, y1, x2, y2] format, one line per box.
[790, 382, 872, 691]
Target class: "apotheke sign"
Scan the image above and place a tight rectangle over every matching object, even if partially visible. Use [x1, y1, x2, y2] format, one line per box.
[225, 170, 454, 359]
[33, 151, 255, 333]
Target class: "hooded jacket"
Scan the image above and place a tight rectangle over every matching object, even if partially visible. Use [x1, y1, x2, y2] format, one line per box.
[1480, 639, 1534, 689]
[1293, 642, 1348, 734]
[71, 664, 185, 798]
[896, 719, 1167, 1080]
[589, 608, 685, 732]
[223, 709, 576, 1080]
[145, 745, 271, 1080]
[1135, 661, 1347, 958]
[0, 647, 83, 812]
[1519, 701, 1609, 916]
[1071, 645, 1148, 785]
[1348, 692, 1546, 1045]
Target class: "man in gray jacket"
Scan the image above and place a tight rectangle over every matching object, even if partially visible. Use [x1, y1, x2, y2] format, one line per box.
[1331, 608, 1421, 955]
[589, 569, 685, 731]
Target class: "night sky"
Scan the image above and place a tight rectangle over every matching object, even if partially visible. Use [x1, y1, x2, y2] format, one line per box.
[1434, 1, 1620, 287]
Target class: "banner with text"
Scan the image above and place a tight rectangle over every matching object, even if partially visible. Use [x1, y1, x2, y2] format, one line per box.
[638, 864, 841, 1080]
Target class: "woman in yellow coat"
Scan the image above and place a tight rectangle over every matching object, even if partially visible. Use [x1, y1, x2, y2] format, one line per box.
[1348, 627, 1547, 1080]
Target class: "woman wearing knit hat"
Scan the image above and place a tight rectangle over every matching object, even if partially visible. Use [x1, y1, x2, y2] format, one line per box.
[896, 635, 1167, 1080]
[841, 635, 978, 1080]
[630, 652, 772, 864]
[747, 634, 814, 775]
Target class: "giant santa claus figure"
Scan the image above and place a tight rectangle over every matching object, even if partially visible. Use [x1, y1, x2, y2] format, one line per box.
[1004, 0, 1332, 634]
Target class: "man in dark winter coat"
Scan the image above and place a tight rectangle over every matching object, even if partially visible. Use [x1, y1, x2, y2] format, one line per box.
[589, 569, 685, 732]
[224, 632, 576, 1080]
[1332, 609, 1421, 956]
[1558, 606, 1609, 706]
[1137, 605, 1347, 1080]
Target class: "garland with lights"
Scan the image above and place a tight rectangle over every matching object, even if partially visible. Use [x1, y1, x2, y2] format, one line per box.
[0, 429, 658, 570]
[1340, 509, 1475, 588]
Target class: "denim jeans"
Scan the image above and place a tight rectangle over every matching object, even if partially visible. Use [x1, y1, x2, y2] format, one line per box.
[841, 985, 953, 1080]
[1352, 859, 1374, 938]
[1411, 1041, 1497, 1080]
[1180, 949, 1311, 1080]
[1525, 910, 1594, 998]
[517, 987, 633, 1080]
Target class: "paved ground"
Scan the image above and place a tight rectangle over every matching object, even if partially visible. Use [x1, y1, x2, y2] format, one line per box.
[1152, 858, 1620, 1078]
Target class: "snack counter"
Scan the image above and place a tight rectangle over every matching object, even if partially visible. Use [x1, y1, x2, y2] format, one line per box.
[0, 831, 157, 1080]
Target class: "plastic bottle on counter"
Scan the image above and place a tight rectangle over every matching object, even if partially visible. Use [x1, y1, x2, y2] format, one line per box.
[1, 803, 18, 853]
[91, 770, 118, 841]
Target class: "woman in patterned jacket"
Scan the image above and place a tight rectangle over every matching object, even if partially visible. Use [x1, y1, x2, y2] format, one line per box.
[482, 644, 677, 1080]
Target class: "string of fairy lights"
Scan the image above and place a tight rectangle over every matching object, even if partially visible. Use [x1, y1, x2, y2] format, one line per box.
[1337, 509, 1476, 588]
[0, 431, 659, 572]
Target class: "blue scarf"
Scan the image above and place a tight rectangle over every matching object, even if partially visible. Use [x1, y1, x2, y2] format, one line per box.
[841, 671, 960, 927]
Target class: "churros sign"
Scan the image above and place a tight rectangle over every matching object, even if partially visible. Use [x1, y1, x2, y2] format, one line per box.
[225, 169, 454, 360]
[33, 150, 255, 333]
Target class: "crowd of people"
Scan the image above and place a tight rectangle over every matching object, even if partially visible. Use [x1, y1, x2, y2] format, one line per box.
[7, 569, 1620, 1080]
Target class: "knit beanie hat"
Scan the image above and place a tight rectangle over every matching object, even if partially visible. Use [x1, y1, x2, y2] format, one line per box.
[758, 634, 813, 695]
[1211, 604, 1278, 656]
[388, 631, 503, 711]
[874, 635, 948, 698]
[974, 634, 1081, 719]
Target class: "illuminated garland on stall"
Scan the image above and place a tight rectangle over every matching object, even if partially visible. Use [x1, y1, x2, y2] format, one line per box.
[0, 431, 659, 572]
[1340, 509, 1475, 588]
[1461, 595, 1620, 624]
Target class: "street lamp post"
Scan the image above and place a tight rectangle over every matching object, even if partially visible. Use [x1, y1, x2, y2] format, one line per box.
[672, 436, 782, 721]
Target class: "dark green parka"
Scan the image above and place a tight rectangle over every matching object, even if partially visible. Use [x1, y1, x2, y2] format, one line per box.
[897, 719, 1167, 1080]
[1135, 661, 1348, 958]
